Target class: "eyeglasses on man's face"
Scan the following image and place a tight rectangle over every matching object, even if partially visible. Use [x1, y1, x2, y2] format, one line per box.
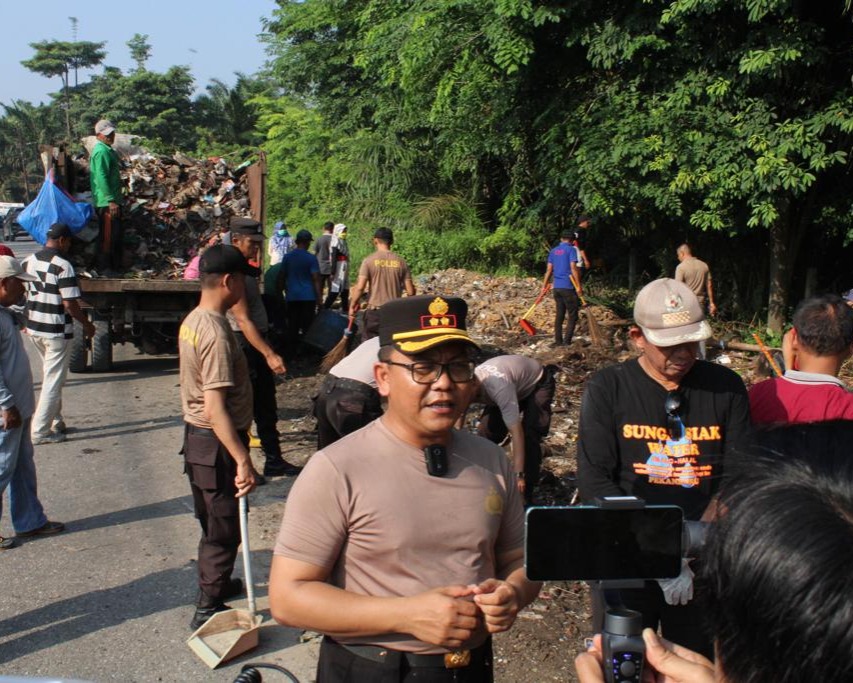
[383, 359, 476, 385]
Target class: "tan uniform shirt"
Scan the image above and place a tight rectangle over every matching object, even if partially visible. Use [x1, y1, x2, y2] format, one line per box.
[274, 418, 525, 653]
[475, 355, 544, 428]
[179, 308, 253, 430]
[675, 257, 710, 305]
[357, 251, 412, 308]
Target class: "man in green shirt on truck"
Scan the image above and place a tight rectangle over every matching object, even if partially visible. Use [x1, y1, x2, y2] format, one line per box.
[90, 119, 123, 272]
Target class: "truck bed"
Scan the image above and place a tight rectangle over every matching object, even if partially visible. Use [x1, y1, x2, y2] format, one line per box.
[79, 278, 200, 294]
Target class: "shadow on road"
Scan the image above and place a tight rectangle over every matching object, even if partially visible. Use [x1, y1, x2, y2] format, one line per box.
[65, 414, 184, 440]
[64, 495, 193, 534]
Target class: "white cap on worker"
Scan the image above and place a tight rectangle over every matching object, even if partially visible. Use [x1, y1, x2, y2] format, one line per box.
[0, 255, 37, 282]
[95, 119, 116, 136]
[633, 278, 711, 347]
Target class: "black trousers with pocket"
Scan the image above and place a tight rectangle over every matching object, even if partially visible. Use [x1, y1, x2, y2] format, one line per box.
[235, 331, 282, 462]
[553, 288, 579, 344]
[314, 376, 382, 449]
[182, 425, 248, 600]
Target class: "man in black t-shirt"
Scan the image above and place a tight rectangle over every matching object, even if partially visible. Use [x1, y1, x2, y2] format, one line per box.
[577, 278, 751, 658]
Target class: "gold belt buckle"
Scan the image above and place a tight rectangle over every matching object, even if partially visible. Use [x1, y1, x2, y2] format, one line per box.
[444, 649, 471, 669]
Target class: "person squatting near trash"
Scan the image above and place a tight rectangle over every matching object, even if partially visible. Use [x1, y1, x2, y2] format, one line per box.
[749, 293, 853, 425]
[24, 223, 96, 445]
[542, 230, 583, 347]
[576, 420, 853, 683]
[457, 355, 557, 506]
[348, 227, 416, 341]
[577, 278, 751, 659]
[323, 223, 350, 311]
[0, 255, 65, 550]
[270, 294, 541, 683]
[90, 118, 124, 272]
[178, 244, 258, 630]
[313, 337, 383, 449]
[226, 217, 301, 479]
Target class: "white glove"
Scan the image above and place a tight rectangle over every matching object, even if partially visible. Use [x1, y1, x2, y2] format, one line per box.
[657, 558, 694, 606]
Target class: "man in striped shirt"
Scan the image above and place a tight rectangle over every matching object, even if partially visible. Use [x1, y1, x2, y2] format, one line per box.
[24, 223, 95, 445]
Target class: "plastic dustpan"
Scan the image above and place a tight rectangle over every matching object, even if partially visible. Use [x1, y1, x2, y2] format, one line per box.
[188, 497, 261, 668]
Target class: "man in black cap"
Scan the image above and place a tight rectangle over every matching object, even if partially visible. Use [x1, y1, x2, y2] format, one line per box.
[278, 228, 322, 353]
[270, 295, 540, 683]
[24, 223, 96, 444]
[348, 227, 416, 340]
[227, 217, 300, 478]
[179, 244, 258, 630]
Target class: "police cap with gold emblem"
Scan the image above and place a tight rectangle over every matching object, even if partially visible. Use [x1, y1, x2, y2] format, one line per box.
[378, 295, 479, 355]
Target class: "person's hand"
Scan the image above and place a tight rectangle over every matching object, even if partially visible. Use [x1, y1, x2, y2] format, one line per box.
[265, 351, 286, 375]
[575, 631, 715, 683]
[472, 579, 522, 634]
[82, 320, 96, 339]
[234, 460, 256, 497]
[2, 406, 21, 430]
[108, 202, 120, 218]
[516, 477, 526, 497]
[404, 585, 482, 648]
[657, 559, 694, 606]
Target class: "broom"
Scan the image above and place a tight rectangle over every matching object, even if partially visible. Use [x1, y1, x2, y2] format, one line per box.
[752, 332, 783, 377]
[520, 284, 551, 335]
[571, 274, 604, 346]
[320, 316, 355, 374]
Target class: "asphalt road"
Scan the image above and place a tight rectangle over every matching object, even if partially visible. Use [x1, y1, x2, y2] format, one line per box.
[0, 321, 319, 681]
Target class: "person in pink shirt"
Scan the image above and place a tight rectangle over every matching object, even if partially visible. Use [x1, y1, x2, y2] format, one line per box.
[749, 294, 853, 424]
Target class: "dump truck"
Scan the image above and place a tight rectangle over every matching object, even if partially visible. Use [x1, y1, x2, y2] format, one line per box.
[61, 147, 267, 372]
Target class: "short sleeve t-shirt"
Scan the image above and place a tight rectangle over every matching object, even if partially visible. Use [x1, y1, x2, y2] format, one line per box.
[357, 251, 412, 308]
[749, 371, 853, 424]
[281, 249, 320, 301]
[24, 248, 81, 339]
[179, 307, 253, 430]
[675, 257, 710, 303]
[475, 355, 544, 427]
[314, 234, 333, 275]
[330, 337, 380, 387]
[546, 242, 578, 290]
[274, 419, 525, 653]
[227, 276, 268, 333]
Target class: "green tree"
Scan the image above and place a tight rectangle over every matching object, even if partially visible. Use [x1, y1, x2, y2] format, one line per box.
[127, 34, 152, 72]
[0, 101, 62, 201]
[21, 39, 106, 138]
[194, 74, 266, 154]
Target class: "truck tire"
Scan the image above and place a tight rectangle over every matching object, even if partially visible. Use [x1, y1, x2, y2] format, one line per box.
[69, 320, 89, 373]
[91, 314, 113, 372]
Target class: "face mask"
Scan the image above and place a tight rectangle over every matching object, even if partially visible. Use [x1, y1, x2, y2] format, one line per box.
[277, 229, 286, 237]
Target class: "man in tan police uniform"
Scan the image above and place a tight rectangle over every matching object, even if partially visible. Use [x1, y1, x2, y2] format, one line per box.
[179, 244, 257, 630]
[270, 294, 540, 682]
[348, 227, 416, 340]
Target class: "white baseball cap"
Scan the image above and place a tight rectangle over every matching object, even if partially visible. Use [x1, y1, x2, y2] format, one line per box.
[0, 255, 36, 282]
[633, 278, 711, 347]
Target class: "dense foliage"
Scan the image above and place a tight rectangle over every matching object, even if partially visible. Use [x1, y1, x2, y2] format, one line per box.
[4, 2, 853, 330]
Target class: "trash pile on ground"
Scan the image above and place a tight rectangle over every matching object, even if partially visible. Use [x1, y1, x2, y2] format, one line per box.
[76, 149, 256, 278]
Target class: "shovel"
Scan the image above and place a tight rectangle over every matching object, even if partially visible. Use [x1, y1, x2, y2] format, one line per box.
[188, 496, 262, 668]
[520, 284, 551, 335]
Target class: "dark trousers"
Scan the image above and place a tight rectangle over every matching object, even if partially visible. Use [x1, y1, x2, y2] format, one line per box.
[235, 332, 281, 462]
[287, 300, 318, 348]
[477, 366, 557, 505]
[314, 376, 382, 449]
[591, 581, 713, 660]
[318, 637, 494, 683]
[324, 288, 350, 311]
[182, 426, 248, 599]
[553, 288, 579, 344]
[96, 207, 124, 270]
[361, 308, 381, 341]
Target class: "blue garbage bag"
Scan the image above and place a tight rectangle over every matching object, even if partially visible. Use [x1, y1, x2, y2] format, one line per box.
[17, 173, 94, 245]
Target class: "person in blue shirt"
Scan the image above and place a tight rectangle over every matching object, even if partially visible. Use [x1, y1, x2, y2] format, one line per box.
[541, 229, 583, 346]
[277, 229, 322, 355]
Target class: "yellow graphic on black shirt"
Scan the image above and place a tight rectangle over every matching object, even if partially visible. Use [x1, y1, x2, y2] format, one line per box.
[625, 421, 719, 488]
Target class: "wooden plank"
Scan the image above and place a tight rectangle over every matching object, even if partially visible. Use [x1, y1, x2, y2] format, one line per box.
[80, 279, 200, 294]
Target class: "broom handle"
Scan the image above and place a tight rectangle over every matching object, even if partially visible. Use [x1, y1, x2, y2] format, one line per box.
[239, 496, 256, 618]
[752, 333, 783, 377]
[570, 275, 587, 306]
[523, 284, 551, 319]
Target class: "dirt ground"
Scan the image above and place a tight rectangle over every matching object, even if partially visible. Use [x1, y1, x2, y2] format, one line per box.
[248, 268, 824, 683]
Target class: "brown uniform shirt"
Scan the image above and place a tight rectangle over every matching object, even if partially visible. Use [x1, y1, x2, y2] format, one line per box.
[179, 307, 253, 430]
[675, 256, 711, 305]
[274, 419, 525, 653]
[357, 251, 412, 308]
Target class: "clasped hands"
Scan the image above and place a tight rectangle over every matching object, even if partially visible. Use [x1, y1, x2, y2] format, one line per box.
[408, 579, 521, 649]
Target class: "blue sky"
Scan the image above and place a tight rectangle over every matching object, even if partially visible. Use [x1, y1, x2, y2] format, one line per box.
[1, 0, 279, 106]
